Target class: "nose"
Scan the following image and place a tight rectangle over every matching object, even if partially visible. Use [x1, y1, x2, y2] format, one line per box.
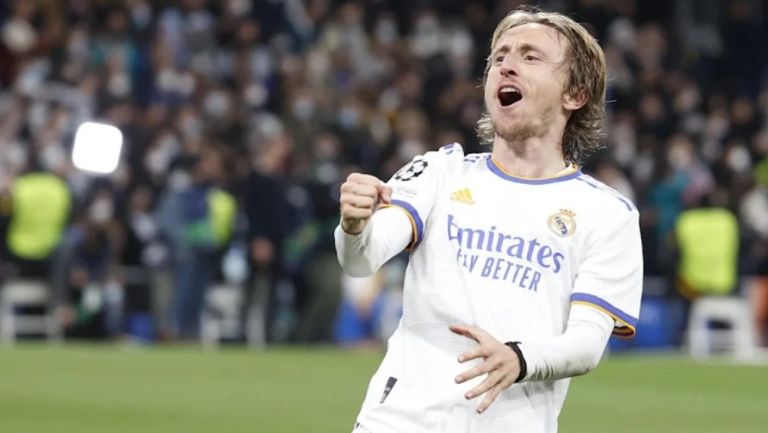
[499, 56, 518, 77]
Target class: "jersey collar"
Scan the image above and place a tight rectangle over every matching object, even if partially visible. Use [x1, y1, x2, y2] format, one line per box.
[486, 157, 582, 185]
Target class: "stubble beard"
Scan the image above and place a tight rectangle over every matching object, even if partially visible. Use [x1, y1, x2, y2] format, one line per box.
[494, 106, 555, 144]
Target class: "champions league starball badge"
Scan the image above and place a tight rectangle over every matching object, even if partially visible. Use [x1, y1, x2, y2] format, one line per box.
[394, 158, 428, 181]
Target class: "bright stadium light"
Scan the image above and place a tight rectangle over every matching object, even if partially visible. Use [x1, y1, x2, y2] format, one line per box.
[72, 121, 123, 174]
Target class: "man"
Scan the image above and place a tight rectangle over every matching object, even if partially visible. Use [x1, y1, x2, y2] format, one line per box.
[159, 147, 228, 340]
[4, 155, 71, 277]
[335, 6, 642, 433]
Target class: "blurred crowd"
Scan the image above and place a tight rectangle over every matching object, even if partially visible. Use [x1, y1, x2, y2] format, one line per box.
[0, 0, 767, 345]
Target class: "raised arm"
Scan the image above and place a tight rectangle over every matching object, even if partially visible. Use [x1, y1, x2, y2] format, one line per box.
[335, 173, 412, 277]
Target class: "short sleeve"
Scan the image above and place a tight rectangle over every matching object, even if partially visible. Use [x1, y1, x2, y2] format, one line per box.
[570, 209, 643, 338]
[382, 143, 463, 249]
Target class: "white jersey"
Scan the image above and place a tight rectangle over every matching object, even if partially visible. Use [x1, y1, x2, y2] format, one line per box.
[351, 143, 643, 433]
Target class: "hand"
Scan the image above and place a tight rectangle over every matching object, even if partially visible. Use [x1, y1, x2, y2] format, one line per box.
[339, 173, 392, 235]
[450, 324, 522, 414]
[55, 304, 76, 327]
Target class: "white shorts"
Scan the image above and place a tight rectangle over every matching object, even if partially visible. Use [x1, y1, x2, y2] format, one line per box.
[352, 422, 374, 433]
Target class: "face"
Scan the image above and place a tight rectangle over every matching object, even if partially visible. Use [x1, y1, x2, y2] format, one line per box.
[484, 23, 576, 143]
[196, 150, 222, 183]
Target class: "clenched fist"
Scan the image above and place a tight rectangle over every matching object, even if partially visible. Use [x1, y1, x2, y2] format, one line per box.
[339, 173, 393, 234]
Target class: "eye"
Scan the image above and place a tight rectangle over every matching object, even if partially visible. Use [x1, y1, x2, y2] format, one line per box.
[494, 55, 505, 63]
[523, 54, 540, 62]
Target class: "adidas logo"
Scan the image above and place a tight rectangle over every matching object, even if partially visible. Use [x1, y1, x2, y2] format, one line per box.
[450, 188, 475, 205]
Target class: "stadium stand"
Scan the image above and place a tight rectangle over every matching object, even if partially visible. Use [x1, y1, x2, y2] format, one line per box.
[0, 0, 766, 350]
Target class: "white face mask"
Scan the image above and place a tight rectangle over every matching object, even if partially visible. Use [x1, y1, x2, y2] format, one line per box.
[82, 283, 103, 313]
[145, 150, 166, 177]
[705, 113, 729, 139]
[168, 169, 191, 191]
[132, 213, 157, 240]
[203, 91, 230, 118]
[291, 96, 315, 121]
[28, 101, 49, 131]
[145, 134, 179, 176]
[244, 82, 267, 108]
[89, 197, 114, 223]
[726, 145, 752, 174]
[42, 143, 66, 171]
[667, 143, 693, 170]
[7, 141, 27, 170]
[176, 72, 195, 96]
[131, 1, 153, 28]
[156, 69, 175, 92]
[227, 0, 252, 17]
[108, 73, 131, 97]
[179, 114, 202, 139]
[375, 17, 398, 46]
[67, 28, 89, 57]
[1, 18, 37, 53]
[338, 104, 360, 129]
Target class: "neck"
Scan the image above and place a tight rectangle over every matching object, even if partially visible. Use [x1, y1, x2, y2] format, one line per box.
[491, 134, 568, 178]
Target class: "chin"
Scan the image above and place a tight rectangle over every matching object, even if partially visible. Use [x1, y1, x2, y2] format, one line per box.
[491, 113, 519, 132]
[495, 121, 539, 143]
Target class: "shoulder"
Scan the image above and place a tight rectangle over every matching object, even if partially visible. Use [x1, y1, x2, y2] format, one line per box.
[570, 175, 641, 250]
[436, 144, 492, 177]
[573, 174, 637, 216]
[437, 142, 464, 157]
[434, 143, 490, 171]
[390, 144, 493, 186]
[435, 142, 470, 168]
[394, 143, 466, 179]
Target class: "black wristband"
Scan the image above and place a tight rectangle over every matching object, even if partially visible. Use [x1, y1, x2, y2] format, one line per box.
[505, 341, 527, 383]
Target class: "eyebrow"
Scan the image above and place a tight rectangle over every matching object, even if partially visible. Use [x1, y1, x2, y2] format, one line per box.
[491, 42, 548, 59]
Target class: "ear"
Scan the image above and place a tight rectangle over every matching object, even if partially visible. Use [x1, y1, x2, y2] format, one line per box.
[562, 89, 588, 112]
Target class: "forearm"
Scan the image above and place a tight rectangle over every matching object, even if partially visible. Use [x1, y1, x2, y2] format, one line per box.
[518, 305, 614, 382]
[334, 207, 412, 277]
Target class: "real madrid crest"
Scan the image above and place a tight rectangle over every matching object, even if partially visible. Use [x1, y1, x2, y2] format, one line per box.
[548, 209, 576, 237]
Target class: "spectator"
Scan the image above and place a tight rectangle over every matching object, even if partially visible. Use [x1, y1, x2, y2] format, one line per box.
[158, 146, 228, 340]
[116, 184, 163, 340]
[3, 154, 71, 278]
[0, 0, 766, 347]
[54, 182, 122, 339]
[740, 176, 768, 346]
[241, 130, 294, 343]
[674, 189, 740, 343]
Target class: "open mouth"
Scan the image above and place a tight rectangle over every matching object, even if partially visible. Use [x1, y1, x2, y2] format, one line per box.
[498, 86, 522, 107]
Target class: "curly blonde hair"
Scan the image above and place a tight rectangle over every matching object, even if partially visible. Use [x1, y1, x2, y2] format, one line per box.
[476, 7, 607, 164]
